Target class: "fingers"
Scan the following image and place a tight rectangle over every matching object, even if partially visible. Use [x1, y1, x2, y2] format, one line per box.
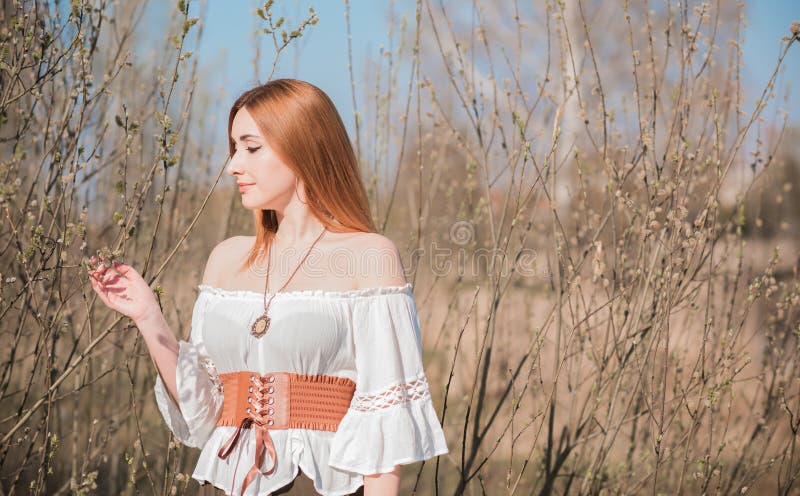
[111, 261, 132, 275]
[87, 257, 131, 300]
[87, 257, 112, 307]
[89, 265, 108, 283]
[88, 255, 106, 271]
[88, 272, 109, 305]
[89, 275, 103, 292]
[88, 257, 117, 278]
[89, 256, 131, 280]
[88, 258, 115, 286]
[98, 269, 120, 285]
[89, 268, 108, 288]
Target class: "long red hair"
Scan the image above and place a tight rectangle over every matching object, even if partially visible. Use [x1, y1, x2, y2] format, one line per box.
[228, 79, 376, 271]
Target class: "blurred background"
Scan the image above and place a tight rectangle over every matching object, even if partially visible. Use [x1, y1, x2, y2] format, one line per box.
[143, 1, 800, 148]
[1, 0, 799, 494]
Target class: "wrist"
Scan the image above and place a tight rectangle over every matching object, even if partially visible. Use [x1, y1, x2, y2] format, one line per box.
[134, 310, 166, 332]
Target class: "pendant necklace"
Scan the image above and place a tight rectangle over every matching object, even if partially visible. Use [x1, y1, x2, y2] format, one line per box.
[250, 226, 327, 338]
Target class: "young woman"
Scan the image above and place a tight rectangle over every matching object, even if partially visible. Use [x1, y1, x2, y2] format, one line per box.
[87, 79, 448, 496]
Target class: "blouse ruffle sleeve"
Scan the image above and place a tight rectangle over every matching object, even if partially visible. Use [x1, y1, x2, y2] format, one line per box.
[328, 289, 449, 475]
[153, 290, 224, 449]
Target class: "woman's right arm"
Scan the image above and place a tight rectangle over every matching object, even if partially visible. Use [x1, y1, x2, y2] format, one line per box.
[88, 259, 183, 410]
[87, 239, 233, 413]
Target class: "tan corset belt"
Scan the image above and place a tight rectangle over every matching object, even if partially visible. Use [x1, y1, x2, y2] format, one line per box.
[216, 371, 356, 496]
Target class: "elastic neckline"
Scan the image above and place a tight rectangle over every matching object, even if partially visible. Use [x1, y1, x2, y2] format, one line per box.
[197, 282, 413, 300]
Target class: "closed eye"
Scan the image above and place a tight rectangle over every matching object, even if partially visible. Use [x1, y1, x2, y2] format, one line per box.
[234, 146, 262, 154]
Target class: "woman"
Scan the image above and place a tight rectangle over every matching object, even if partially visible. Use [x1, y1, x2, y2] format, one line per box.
[87, 79, 448, 496]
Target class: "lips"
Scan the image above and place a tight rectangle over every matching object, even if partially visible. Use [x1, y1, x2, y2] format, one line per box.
[238, 183, 254, 192]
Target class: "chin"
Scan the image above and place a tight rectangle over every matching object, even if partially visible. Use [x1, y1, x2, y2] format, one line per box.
[241, 196, 274, 211]
[240, 197, 261, 210]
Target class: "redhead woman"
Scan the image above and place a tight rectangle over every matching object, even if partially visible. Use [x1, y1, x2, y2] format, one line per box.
[87, 79, 448, 496]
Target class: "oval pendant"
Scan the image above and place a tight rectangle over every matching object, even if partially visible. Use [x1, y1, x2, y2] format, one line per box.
[251, 314, 271, 338]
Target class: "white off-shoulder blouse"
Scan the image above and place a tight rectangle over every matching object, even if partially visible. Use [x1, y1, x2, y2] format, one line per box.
[153, 282, 449, 496]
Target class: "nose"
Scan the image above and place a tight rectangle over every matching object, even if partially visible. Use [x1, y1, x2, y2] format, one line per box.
[226, 152, 244, 176]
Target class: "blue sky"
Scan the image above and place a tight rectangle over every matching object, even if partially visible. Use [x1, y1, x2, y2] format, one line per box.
[741, 1, 799, 126]
[181, 0, 398, 137]
[139, 1, 799, 151]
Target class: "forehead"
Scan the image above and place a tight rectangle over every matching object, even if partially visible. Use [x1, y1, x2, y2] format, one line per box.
[231, 107, 262, 139]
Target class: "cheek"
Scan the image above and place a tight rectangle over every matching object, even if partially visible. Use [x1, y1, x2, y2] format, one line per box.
[251, 159, 295, 192]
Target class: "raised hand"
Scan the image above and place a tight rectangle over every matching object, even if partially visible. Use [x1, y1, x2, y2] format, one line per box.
[87, 256, 162, 325]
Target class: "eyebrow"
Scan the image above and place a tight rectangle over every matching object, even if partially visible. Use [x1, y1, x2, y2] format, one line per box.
[238, 134, 261, 141]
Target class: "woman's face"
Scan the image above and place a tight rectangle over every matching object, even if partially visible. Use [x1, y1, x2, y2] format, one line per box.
[227, 107, 296, 212]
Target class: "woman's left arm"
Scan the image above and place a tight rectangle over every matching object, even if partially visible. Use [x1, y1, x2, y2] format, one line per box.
[328, 236, 448, 489]
[363, 465, 401, 495]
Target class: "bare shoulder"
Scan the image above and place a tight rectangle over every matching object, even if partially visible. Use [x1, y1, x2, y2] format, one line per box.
[341, 232, 408, 290]
[201, 236, 255, 286]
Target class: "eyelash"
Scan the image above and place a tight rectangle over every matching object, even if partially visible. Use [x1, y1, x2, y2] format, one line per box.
[236, 146, 261, 154]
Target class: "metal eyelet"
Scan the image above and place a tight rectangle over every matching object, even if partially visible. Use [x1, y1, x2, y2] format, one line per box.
[267, 375, 275, 382]
[247, 397, 252, 403]
[248, 385, 253, 392]
[267, 386, 274, 393]
[267, 397, 274, 404]
[250, 375, 255, 381]
[246, 407, 251, 413]
[267, 408, 274, 415]
[267, 419, 274, 426]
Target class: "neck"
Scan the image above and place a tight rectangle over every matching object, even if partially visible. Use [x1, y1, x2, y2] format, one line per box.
[272, 202, 326, 246]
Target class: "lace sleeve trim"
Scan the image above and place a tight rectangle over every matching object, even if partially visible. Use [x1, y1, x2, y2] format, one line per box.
[191, 291, 223, 396]
[350, 374, 431, 412]
[198, 354, 223, 395]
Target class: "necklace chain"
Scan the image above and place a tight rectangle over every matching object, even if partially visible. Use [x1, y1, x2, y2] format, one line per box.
[250, 226, 327, 338]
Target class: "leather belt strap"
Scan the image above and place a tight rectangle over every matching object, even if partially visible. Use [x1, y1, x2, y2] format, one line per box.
[215, 371, 355, 496]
